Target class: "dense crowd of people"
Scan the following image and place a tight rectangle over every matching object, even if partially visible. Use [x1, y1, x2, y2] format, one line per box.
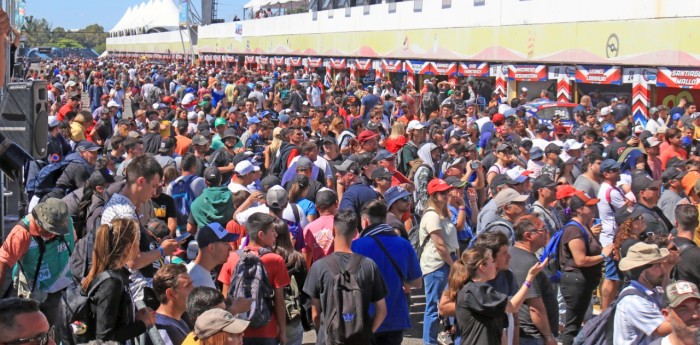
[1, 58, 700, 345]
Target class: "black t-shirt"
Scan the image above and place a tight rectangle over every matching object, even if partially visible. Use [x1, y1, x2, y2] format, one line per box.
[508, 247, 558, 339]
[142, 132, 162, 155]
[672, 237, 700, 287]
[151, 193, 176, 224]
[560, 222, 603, 283]
[302, 252, 388, 345]
[94, 119, 114, 142]
[209, 147, 235, 182]
[139, 228, 162, 278]
[456, 281, 508, 345]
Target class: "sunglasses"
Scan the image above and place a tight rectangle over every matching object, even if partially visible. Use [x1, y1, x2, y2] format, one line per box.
[4, 326, 55, 345]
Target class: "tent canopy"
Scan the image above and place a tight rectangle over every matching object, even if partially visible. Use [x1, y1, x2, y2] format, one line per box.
[109, 0, 180, 35]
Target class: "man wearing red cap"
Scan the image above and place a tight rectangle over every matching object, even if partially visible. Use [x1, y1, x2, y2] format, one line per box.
[356, 130, 379, 154]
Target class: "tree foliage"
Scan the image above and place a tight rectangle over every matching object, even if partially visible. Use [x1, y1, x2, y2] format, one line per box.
[21, 16, 107, 51]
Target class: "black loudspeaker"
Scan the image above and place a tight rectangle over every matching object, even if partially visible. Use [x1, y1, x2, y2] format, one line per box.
[0, 80, 49, 159]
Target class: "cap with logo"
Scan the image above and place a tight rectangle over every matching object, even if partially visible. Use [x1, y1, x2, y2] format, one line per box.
[371, 167, 394, 181]
[663, 280, 700, 308]
[195, 222, 239, 248]
[407, 120, 425, 132]
[32, 198, 70, 236]
[203, 166, 222, 186]
[159, 138, 175, 153]
[530, 146, 544, 160]
[428, 178, 453, 195]
[75, 140, 101, 152]
[266, 185, 289, 210]
[214, 117, 227, 127]
[444, 176, 468, 188]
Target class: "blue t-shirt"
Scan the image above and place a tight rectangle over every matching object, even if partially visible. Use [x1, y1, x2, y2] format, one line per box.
[448, 204, 473, 241]
[295, 198, 318, 217]
[351, 234, 422, 332]
[361, 94, 380, 118]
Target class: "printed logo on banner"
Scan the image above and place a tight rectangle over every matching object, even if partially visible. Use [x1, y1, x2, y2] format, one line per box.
[575, 65, 622, 85]
[459, 62, 489, 77]
[507, 65, 547, 81]
[548, 66, 575, 80]
[657, 68, 700, 89]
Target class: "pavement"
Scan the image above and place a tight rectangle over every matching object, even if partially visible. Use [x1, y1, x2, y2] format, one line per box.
[301, 288, 426, 345]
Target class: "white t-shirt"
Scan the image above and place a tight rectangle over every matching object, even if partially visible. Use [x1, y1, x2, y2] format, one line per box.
[228, 182, 251, 194]
[597, 182, 626, 246]
[419, 208, 458, 275]
[236, 204, 309, 228]
[186, 262, 216, 289]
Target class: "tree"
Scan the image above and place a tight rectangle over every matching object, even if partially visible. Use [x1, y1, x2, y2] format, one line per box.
[51, 38, 83, 49]
[22, 15, 51, 47]
[51, 27, 66, 41]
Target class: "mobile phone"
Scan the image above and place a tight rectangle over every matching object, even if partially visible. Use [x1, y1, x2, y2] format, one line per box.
[470, 161, 479, 169]
[176, 232, 192, 242]
[592, 218, 601, 226]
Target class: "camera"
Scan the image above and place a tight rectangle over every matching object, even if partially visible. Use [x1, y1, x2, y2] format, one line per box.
[470, 161, 479, 169]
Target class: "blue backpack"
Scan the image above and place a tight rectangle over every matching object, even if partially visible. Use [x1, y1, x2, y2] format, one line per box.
[26, 153, 89, 198]
[170, 175, 198, 231]
[539, 220, 588, 283]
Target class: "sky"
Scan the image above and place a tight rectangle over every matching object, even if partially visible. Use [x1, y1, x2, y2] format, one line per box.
[24, 0, 247, 31]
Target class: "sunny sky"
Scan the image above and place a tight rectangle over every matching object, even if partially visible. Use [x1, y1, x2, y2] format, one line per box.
[23, 0, 247, 31]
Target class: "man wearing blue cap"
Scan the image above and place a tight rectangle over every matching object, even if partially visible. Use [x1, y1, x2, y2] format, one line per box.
[187, 222, 238, 289]
[239, 116, 260, 148]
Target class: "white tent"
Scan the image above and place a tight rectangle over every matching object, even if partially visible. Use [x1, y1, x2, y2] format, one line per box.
[109, 0, 180, 36]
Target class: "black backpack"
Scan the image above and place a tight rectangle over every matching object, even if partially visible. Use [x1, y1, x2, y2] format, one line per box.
[270, 142, 297, 177]
[576, 287, 645, 345]
[422, 91, 438, 113]
[324, 253, 369, 345]
[228, 248, 274, 329]
[63, 271, 118, 327]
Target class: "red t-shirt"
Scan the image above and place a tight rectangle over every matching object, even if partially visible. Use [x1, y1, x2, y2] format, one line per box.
[57, 103, 74, 122]
[225, 220, 247, 250]
[385, 136, 408, 154]
[218, 246, 290, 339]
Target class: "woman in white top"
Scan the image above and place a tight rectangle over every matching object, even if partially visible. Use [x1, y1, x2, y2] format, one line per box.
[419, 178, 460, 345]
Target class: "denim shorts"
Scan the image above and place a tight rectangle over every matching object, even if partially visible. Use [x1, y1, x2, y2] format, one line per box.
[604, 256, 621, 281]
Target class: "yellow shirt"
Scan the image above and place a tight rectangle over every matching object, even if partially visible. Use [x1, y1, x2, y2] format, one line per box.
[181, 332, 198, 345]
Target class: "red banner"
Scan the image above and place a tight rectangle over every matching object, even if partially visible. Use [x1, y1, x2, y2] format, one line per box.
[381, 59, 403, 73]
[354, 58, 372, 71]
[507, 65, 547, 81]
[258, 56, 269, 65]
[306, 57, 323, 68]
[575, 65, 622, 85]
[656, 87, 700, 109]
[458, 62, 489, 77]
[656, 67, 700, 89]
[288, 57, 302, 66]
[329, 58, 346, 69]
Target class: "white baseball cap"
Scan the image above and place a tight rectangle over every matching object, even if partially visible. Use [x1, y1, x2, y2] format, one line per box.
[107, 100, 119, 108]
[406, 120, 425, 132]
[234, 160, 254, 176]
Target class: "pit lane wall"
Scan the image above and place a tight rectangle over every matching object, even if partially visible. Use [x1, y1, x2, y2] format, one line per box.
[108, 0, 700, 67]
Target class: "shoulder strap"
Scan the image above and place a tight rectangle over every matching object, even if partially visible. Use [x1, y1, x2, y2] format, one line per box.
[17, 219, 45, 293]
[564, 220, 589, 243]
[347, 253, 364, 276]
[418, 209, 438, 250]
[290, 202, 300, 224]
[370, 236, 405, 282]
[87, 271, 118, 297]
[326, 253, 342, 276]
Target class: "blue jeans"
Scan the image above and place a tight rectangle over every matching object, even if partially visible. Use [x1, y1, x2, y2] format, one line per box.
[520, 336, 546, 345]
[423, 264, 450, 345]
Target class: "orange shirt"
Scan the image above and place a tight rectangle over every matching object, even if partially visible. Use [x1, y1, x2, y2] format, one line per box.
[218, 246, 290, 340]
[659, 146, 688, 170]
[174, 135, 192, 157]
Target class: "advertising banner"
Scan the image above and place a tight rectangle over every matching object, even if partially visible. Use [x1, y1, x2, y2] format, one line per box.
[656, 67, 700, 89]
[507, 65, 547, 81]
[575, 65, 622, 85]
[458, 62, 489, 77]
